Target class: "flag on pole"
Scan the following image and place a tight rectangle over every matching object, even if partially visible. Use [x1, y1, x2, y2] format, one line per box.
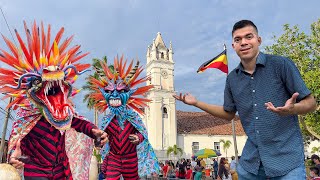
[197, 45, 228, 74]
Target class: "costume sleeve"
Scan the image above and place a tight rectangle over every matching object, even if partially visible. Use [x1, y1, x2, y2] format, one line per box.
[136, 132, 144, 143]
[7, 138, 15, 159]
[6, 121, 21, 160]
[7, 146, 15, 161]
[133, 125, 144, 143]
[71, 116, 98, 139]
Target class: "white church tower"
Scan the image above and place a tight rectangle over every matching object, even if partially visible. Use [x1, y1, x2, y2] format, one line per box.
[144, 32, 177, 159]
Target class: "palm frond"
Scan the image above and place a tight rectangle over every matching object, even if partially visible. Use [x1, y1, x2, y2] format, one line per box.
[83, 56, 108, 109]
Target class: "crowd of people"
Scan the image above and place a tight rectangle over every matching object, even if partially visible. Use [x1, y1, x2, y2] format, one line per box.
[143, 154, 320, 180]
[158, 158, 193, 179]
[308, 154, 320, 180]
[155, 156, 240, 180]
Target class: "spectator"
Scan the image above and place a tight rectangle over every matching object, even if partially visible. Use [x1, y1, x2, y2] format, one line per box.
[159, 162, 164, 178]
[230, 156, 238, 180]
[311, 154, 320, 170]
[309, 167, 320, 180]
[163, 161, 169, 178]
[218, 158, 231, 180]
[176, 160, 180, 168]
[167, 161, 176, 179]
[194, 160, 203, 180]
[200, 158, 206, 176]
[178, 163, 186, 179]
[186, 159, 191, 170]
[186, 166, 193, 180]
[212, 158, 218, 179]
[191, 158, 197, 179]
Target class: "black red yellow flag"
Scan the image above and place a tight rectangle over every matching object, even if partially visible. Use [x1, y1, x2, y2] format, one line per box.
[197, 48, 228, 74]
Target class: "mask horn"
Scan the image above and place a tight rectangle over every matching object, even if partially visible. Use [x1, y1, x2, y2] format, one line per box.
[125, 61, 139, 84]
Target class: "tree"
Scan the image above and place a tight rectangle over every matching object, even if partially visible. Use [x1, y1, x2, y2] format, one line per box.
[264, 19, 320, 140]
[220, 139, 232, 158]
[83, 56, 109, 165]
[83, 56, 109, 111]
[311, 146, 320, 154]
[166, 145, 183, 159]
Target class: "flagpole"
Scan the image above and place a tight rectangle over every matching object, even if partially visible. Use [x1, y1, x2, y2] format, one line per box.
[231, 118, 239, 163]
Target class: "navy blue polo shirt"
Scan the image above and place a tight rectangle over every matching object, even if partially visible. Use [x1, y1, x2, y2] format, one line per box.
[223, 52, 311, 177]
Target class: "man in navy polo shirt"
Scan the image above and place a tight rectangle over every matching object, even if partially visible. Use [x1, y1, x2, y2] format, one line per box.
[173, 20, 317, 179]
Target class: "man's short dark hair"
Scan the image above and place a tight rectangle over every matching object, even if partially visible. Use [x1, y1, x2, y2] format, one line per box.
[232, 20, 258, 35]
[310, 166, 320, 176]
[311, 154, 320, 160]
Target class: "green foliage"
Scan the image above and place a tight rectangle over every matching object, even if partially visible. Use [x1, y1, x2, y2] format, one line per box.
[305, 159, 314, 166]
[166, 144, 183, 157]
[219, 139, 232, 158]
[82, 56, 109, 161]
[83, 56, 108, 109]
[93, 148, 102, 163]
[264, 19, 320, 138]
[311, 146, 320, 154]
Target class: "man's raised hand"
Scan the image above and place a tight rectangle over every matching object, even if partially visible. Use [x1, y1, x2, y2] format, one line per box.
[173, 92, 198, 106]
[265, 92, 299, 116]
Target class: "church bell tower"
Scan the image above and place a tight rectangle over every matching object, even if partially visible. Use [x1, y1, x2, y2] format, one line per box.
[144, 32, 177, 158]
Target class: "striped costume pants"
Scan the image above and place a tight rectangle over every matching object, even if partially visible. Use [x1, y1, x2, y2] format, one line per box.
[102, 151, 139, 180]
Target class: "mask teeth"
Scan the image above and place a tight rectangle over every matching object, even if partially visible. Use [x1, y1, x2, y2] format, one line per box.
[64, 106, 69, 116]
[44, 94, 53, 111]
[44, 80, 65, 96]
[43, 80, 68, 115]
[45, 81, 51, 96]
[109, 99, 122, 106]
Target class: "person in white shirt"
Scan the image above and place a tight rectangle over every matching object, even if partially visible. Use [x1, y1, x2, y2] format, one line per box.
[191, 158, 197, 179]
[230, 156, 238, 180]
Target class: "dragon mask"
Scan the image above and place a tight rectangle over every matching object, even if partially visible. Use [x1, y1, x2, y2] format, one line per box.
[0, 21, 90, 130]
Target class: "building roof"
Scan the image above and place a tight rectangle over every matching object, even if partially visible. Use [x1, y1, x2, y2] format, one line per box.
[177, 110, 246, 136]
[154, 32, 166, 49]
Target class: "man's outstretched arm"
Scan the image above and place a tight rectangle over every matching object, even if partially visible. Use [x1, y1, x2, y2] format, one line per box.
[173, 93, 236, 120]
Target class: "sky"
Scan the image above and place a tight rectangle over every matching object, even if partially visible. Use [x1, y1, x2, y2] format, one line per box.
[0, 0, 319, 139]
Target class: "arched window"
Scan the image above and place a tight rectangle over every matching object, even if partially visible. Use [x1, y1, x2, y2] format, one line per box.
[161, 52, 164, 59]
[162, 107, 168, 118]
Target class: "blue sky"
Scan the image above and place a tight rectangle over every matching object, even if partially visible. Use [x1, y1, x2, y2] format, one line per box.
[0, 0, 319, 139]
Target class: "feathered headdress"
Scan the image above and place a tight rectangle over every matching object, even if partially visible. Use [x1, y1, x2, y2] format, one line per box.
[86, 55, 153, 115]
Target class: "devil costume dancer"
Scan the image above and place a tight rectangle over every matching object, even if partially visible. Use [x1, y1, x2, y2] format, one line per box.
[86, 57, 160, 179]
[0, 21, 101, 179]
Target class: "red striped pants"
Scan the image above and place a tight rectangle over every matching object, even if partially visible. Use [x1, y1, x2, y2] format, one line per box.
[101, 151, 139, 180]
